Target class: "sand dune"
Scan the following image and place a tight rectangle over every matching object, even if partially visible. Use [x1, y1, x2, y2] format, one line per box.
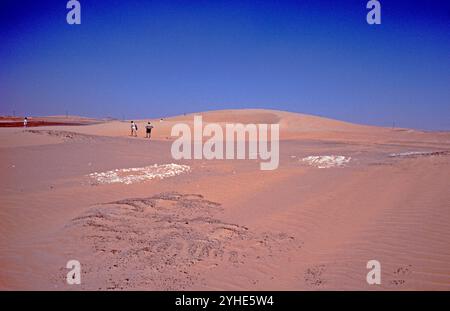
[1, 109, 449, 290]
[4, 109, 448, 148]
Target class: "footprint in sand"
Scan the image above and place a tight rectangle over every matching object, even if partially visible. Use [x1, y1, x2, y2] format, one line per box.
[389, 265, 413, 286]
[304, 264, 327, 287]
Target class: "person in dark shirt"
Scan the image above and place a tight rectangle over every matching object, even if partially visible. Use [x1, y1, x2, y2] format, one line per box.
[145, 122, 154, 138]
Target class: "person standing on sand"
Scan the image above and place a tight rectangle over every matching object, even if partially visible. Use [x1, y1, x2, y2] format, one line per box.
[145, 122, 154, 138]
[23, 117, 28, 128]
[130, 121, 138, 137]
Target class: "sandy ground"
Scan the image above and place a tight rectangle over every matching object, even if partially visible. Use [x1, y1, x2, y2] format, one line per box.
[1, 109, 449, 290]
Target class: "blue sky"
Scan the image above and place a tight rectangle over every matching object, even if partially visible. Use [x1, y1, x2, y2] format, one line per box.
[1, 0, 449, 129]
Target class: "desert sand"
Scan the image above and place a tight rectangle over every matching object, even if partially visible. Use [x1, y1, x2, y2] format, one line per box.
[1, 109, 449, 290]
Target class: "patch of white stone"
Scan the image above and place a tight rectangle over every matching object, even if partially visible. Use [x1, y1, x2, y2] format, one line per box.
[88, 163, 191, 185]
[301, 155, 351, 169]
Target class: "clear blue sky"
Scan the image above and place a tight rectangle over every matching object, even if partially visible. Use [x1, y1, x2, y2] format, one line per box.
[1, 0, 449, 130]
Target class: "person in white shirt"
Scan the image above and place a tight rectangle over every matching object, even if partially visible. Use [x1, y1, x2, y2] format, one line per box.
[130, 121, 138, 137]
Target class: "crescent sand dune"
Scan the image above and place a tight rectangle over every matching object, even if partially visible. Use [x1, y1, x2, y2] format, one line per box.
[1, 109, 449, 290]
